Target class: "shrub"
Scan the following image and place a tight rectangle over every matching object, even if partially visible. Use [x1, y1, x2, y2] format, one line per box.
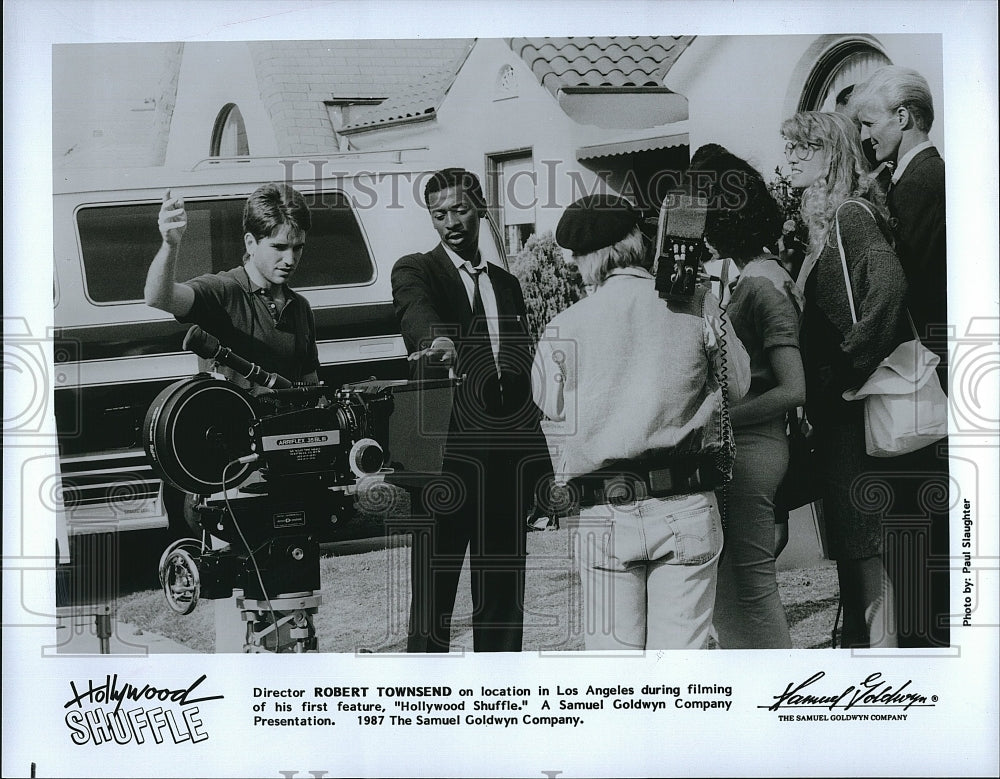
[509, 232, 586, 341]
[768, 167, 808, 278]
[768, 166, 803, 225]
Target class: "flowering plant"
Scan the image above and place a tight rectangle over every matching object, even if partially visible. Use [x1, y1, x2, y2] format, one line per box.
[509, 231, 586, 341]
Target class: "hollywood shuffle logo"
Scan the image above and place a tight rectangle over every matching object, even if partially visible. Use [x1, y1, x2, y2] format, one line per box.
[63, 674, 225, 746]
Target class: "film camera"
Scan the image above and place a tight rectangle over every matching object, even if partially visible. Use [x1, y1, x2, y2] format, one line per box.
[144, 325, 456, 652]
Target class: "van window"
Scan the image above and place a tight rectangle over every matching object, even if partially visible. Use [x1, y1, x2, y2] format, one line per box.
[76, 192, 374, 303]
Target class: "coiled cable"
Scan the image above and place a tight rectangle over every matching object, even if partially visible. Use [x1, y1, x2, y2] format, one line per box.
[713, 258, 736, 531]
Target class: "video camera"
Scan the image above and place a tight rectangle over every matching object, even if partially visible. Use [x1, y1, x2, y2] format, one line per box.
[651, 189, 736, 496]
[653, 193, 713, 304]
[143, 325, 458, 651]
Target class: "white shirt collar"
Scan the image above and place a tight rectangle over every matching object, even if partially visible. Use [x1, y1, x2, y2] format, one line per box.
[441, 242, 484, 271]
[892, 141, 935, 184]
[606, 267, 653, 281]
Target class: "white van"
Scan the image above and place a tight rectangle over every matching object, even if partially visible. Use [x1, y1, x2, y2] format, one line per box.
[53, 151, 506, 545]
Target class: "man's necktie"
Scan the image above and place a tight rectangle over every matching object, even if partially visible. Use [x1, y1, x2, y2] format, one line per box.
[466, 261, 498, 361]
[464, 263, 502, 412]
[466, 263, 486, 319]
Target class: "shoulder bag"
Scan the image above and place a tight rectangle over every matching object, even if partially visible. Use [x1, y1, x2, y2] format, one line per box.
[773, 405, 821, 512]
[835, 201, 948, 457]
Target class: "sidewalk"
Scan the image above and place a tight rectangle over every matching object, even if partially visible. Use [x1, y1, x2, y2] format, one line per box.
[776, 503, 827, 571]
[53, 605, 198, 655]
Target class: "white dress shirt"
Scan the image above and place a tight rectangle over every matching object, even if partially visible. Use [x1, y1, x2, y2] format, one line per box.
[441, 243, 501, 370]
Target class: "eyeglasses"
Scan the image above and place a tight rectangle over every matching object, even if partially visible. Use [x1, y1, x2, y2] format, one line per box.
[784, 141, 823, 162]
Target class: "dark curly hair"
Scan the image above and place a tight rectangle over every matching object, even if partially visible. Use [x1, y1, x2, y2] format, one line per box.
[422, 167, 487, 212]
[689, 144, 783, 262]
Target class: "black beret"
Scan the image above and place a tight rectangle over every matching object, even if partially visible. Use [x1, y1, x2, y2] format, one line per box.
[555, 194, 641, 254]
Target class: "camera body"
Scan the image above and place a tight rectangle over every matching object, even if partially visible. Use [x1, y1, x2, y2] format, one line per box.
[144, 362, 398, 611]
[144, 372, 394, 500]
[653, 194, 713, 304]
[145, 324, 460, 628]
[252, 390, 390, 486]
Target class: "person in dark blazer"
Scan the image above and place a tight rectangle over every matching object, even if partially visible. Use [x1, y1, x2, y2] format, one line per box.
[849, 66, 946, 372]
[887, 148, 946, 363]
[849, 65, 949, 649]
[391, 168, 551, 652]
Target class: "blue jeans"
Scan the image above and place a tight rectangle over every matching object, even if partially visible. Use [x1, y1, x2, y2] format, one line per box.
[573, 491, 723, 650]
[713, 415, 792, 648]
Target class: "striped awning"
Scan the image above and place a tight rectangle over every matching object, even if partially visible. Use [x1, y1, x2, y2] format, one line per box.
[576, 128, 688, 161]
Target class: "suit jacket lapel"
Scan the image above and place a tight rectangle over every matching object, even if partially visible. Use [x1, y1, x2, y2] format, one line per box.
[430, 243, 474, 321]
[890, 147, 929, 211]
[490, 270, 525, 373]
[894, 146, 940, 189]
[490, 268, 514, 319]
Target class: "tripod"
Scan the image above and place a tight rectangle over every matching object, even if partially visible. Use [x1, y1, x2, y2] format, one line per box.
[238, 591, 321, 653]
[159, 484, 330, 653]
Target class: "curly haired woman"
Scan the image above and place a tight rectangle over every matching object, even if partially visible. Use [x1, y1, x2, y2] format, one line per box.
[690, 145, 803, 649]
[781, 111, 911, 648]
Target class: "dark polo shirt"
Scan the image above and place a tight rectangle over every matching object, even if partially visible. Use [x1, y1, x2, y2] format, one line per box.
[178, 266, 319, 386]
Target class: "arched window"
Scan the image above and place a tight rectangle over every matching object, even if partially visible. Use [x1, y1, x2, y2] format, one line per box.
[210, 103, 249, 157]
[799, 40, 892, 112]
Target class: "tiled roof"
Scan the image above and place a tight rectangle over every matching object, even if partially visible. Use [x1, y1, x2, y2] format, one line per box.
[509, 36, 694, 96]
[341, 48, 474, 131]
[248, 39, 475, 153]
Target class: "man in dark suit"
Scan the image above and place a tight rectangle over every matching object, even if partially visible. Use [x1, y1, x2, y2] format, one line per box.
[850, 66, 949, 649]
[391, 168, 551, 652]
[849, 66, 946, 369]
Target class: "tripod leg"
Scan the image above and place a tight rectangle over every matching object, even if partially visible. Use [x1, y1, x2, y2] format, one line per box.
[239, 595, 320, 652]
[95, 613, 113, 655]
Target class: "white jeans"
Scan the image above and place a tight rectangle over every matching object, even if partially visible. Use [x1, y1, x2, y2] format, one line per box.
[573, 491, 723, 650]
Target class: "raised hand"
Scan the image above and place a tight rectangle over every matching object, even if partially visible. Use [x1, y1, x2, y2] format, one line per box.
[158, 188, 187, 246]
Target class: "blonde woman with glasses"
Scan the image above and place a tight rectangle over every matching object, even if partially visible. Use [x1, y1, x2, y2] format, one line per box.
[780, 111, 911, 648]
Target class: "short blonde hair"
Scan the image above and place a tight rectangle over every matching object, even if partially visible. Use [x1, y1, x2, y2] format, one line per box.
[572, 226, 650, 287]
[848, 65, 935, 133]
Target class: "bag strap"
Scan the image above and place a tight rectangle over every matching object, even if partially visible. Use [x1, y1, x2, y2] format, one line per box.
[902, 309, 920, 341]
[835, 199, 921, 340]
[834, 201, 860, 325]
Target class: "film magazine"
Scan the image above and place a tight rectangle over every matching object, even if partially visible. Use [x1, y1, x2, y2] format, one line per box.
[3, 2, 998, 777]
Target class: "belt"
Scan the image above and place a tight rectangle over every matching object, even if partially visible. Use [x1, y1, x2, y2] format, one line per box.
[567, 455, 721, 508]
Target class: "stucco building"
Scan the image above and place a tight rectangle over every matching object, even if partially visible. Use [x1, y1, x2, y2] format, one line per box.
[55, 34, 944, 253]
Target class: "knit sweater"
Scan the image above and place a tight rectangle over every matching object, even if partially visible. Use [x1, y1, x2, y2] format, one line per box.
[802, 199, 910, 399]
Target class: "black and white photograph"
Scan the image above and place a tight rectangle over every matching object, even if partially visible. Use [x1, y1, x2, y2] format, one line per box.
[3, 1, 998, 777]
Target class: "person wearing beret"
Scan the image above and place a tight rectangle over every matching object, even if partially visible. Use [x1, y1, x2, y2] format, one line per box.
[391, 168, 553, 652]
[531, 194, 751, 650]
